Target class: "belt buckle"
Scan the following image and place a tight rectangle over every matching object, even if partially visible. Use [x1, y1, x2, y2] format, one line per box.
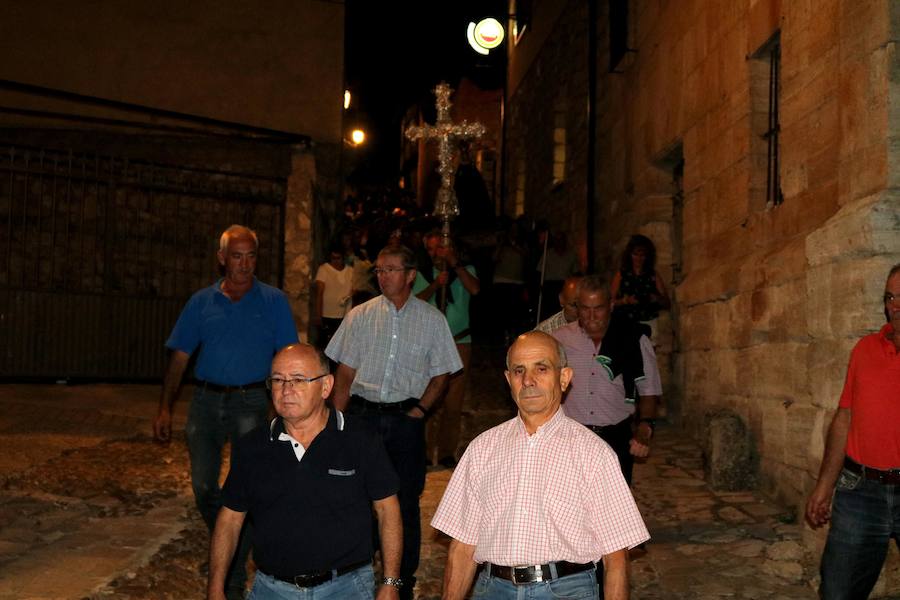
[512, 565, 541, 585]
[292, 573, 324, 588]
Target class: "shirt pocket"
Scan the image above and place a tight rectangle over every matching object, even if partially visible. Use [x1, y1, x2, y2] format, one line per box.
[314, 464, 363, 510]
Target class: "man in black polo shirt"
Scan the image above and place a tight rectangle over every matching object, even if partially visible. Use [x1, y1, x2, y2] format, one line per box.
[207, 344, 402, 600]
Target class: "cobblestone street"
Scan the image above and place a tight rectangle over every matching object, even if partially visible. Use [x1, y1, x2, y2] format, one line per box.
[0, 348, 822, 599]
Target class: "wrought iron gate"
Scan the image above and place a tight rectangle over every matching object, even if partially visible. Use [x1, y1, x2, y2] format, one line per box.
[0, 143, 287, 380]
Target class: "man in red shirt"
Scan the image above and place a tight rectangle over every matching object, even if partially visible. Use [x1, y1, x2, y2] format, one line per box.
[806, 264, 900, 599]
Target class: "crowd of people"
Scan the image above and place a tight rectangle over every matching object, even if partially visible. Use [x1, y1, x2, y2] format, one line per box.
[151, 217, 900, 600]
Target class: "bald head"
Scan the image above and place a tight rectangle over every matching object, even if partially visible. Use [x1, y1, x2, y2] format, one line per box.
[559, 275, 583, 322]
[505, 331, 568, 370]
[273, 343, 330, 374]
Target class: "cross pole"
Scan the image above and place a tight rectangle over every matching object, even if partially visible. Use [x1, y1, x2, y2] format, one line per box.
[405, 82, 485, 311]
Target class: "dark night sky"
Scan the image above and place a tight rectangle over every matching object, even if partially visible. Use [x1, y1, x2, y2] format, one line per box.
[344, 0, 507, 184]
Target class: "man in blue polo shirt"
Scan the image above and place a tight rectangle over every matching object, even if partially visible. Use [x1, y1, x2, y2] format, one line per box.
[154, 224, 298, 600]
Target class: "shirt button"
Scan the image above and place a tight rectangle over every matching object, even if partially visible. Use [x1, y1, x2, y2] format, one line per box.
[294, 443, 298, 448]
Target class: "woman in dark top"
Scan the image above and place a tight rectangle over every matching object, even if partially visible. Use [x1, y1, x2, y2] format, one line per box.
[611, 234, 671, 336]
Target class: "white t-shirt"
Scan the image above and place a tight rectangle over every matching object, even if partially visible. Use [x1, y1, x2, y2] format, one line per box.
[315, 263, 353, 318]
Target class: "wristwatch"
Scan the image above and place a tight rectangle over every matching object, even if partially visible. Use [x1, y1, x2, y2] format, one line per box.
[382, 576, 403, 589]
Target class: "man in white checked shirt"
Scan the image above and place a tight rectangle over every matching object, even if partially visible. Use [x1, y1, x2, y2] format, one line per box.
[432, 331, 649, 600]
[327, 244, 463, 600]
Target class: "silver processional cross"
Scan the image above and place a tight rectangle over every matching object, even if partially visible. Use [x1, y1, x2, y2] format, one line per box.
[405, 82, 485, 310]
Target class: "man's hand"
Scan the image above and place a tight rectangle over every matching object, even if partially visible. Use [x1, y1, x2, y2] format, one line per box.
[806, 483, 834, 528]
[156, 349, 189, 443]
[629, 437, 650, 458]
[435, 271, 449, 286]
[406, 405, 427, 419]
[629, 421, 652, 457]
[153, 408, 173, 443]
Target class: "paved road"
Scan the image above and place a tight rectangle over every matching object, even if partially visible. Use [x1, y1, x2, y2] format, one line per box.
[0, 349, 820, 599]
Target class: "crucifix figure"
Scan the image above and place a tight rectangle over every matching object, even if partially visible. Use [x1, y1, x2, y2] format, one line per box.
[405, 81, 485, 311]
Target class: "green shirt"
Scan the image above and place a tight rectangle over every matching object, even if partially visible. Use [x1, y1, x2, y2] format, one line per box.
[412, 265, 476, 344]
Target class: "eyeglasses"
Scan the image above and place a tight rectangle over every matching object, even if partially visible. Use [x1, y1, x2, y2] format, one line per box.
[884, 293, 900, 306]
[265, 374, 328, 390]
[373, 266, 410, 275]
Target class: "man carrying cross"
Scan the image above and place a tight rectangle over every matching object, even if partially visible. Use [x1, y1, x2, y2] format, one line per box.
[413, 231, 480, 468]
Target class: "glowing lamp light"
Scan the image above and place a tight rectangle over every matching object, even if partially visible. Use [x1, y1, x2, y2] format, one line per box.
[350, 129, 366, 145]
[467, 17, 504, 55]
[344, 90, 351, 110]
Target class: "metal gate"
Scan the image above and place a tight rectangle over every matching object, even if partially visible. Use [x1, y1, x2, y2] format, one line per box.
[0, 143, 287, 380]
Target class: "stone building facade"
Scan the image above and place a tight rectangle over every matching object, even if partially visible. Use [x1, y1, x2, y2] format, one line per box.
[0, 1, 344, 378]
[505, 0, 900, 591]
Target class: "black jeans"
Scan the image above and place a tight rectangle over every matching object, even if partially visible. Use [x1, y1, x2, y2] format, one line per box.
[346, 402, 426, 590]
[587, 417, 634, 484]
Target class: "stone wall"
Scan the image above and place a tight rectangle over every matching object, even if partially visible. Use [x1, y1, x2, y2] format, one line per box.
[284, 148, 317, 342]
[508, 0, 900, 591]
[504, 0, 590, 252]
[0, 0, 345, 143]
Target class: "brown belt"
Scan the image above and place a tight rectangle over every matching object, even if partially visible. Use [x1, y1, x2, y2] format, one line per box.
[844, 457, 900, 485]
[488, 561, 595, 585]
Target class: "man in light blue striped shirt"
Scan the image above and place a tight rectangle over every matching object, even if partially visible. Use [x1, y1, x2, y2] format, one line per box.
[327, 244, 462, 600]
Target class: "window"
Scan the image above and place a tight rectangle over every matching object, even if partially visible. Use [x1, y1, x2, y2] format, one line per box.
[515, 156, 526, 217]
[552, 109, 566, 185]
[512, 0, 532, 44]
[609, 0, 631, 72]
[751, 32, 782, 208]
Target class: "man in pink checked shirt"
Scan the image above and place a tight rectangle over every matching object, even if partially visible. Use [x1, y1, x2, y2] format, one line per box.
[432, 331, 649, 600]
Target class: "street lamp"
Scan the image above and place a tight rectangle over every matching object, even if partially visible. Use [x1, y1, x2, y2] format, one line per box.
[350, 128, 366, 145]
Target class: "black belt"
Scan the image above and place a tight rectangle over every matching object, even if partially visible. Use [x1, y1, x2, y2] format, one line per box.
[262, 560, 370, 588]
[586, 416, 633, 435]
[197, 379, 266, 393]
[488, 561, 595, 585]
[844, 457, 900, 485]
[349, 395, 419, 413]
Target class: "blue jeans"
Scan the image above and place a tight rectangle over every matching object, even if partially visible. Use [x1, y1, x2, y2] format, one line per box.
[249, 566, 375, 599]
[820, 466, 900, 599]
[186, 385, 269, 595]
[471, 568, 599, 599]
[348, 407, 426, 589]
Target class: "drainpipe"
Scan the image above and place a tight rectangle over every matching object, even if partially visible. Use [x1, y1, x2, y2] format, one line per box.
[586, 0, 598, 273]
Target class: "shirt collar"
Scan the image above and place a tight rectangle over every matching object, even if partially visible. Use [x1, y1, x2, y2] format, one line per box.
[880, 323, 898, 354]
[514, 406, 565, 439]
[379, 293, 412, 314]
[268, 408, 344, 442]
[214, 277, 258, 298]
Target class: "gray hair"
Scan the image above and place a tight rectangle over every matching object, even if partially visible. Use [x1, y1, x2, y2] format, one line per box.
[219, 225, 259, 252]
[377, 244, 417, 270]
[575, 274, 611, 301]
[505, 331, 568, 369]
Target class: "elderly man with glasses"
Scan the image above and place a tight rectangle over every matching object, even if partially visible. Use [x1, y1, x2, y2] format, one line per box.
[208, 343, 402, 600]
[326, 244, 462, 600]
